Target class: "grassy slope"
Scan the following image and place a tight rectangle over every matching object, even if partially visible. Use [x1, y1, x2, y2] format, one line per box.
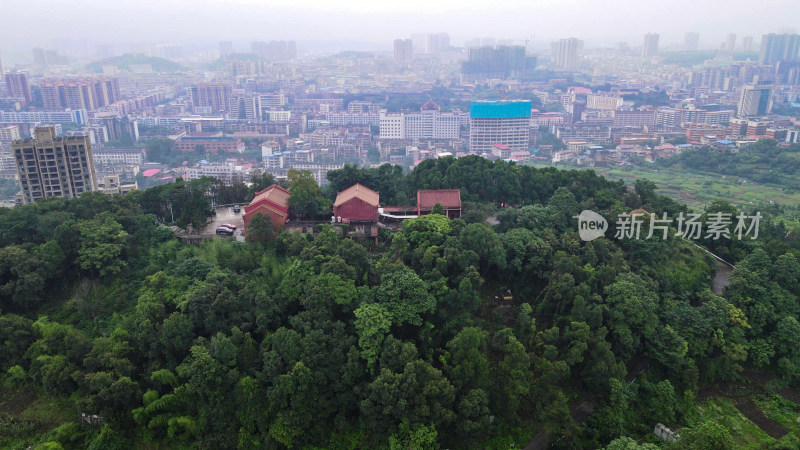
[529, 162, 800, 226]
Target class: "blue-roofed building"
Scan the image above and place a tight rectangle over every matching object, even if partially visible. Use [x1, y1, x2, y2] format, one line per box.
[469, 100, 532, 154]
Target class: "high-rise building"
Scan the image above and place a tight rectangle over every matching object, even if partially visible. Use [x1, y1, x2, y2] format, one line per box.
[40, 78, 121, 111]
[0, 56, 4, 77]
[551, 38, 582, 71]
[187, 83, 233, 113]
[219, 41, 234, 58]
[229, 94, 262, 120]
[469, 100, 531, 154]
[393, 39, 413, 64]
[742, 36, 754, 52]
[759, 33, 800, 64]
[461, 45, 537, 79]
[724, 33, 737, 53]
[427, 33, 450, 53]
[684, 32, 700, 51]
[643, 33, 660, 58]
[4, 71, 32, 104]
[12, 126, 97, 204]
[737, 84, 773, 117]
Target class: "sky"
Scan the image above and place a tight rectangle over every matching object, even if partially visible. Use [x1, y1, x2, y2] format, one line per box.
[1, 0, 798, 62]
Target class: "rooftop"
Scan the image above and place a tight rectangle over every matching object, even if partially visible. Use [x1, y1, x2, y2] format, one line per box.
[334, 183, 379, 207]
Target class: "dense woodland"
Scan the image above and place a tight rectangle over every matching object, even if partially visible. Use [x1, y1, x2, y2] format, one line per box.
[1, 157, 799, 449]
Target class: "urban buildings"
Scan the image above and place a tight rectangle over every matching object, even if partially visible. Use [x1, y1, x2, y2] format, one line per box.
[393, 39, 413, 64]
[469, 100, 531, 154]
[229, 94, 263, 120]
[460, 46, 537, 80]
[174, 135, 245, 154]
[586, 94, 624, 110]
[737, 84, 774, 116]
[12, 126, 97, 204]
[0, 125, 21, 145]
[643, 33, 660, 58]
[40, 77, 121, 111]
[187, 83, 232, 114]
[759, 33, 800, 64]
[4, 72, 32, 104]
[551, 38, 582, 71]
[379, 100, 460, 140]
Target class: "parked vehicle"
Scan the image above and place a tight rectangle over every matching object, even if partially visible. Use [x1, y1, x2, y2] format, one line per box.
[215, 226, 234, 236]
[221, 223, 237, 230]
[233, 205, 240, 213]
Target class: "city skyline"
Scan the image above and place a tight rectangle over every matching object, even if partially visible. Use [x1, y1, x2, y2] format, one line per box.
[0, 0, 797, 63]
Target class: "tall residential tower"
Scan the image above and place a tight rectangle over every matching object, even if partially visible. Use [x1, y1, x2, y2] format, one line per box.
[12, 126, 97, 204]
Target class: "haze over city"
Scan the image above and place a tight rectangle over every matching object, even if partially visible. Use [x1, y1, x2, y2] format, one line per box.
[1, 0, 798, 61]
[1, 0, 800, 448]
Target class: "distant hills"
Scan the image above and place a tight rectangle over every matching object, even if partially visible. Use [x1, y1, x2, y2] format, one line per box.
[87, 53, 185, 73]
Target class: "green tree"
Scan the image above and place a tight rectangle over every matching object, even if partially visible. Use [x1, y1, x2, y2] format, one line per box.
[77, 213, 128, 277]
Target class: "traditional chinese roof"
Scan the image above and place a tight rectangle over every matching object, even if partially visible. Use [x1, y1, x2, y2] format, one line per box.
[417, 189, 462, 209]
[420, 99, 440, 111]
[334, 183, 379, 207]
[247, 185, 290, 213]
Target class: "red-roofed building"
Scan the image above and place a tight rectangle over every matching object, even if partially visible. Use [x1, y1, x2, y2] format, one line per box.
[243, 185, 290, 233]
[417, 189, 461, 218]
[420, 99, 440, 111]
[142, 168, 161, 177]
[333, 184, 379, 224]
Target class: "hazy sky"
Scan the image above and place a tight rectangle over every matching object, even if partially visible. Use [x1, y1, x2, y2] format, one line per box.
[1, 0, 798, 61]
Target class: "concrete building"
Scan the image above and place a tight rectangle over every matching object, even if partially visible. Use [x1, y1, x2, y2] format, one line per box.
[229, 94, 262, 121]
[394, 39, 413, 64]
[469, 100, 531, 154]
[174, 136, 245, 154]
[93, 147, 145, 165]
[643, 33, 660, 58]
[0, 110, 88, 126]
[759, 33, 800, 64]
[552, 38, 582, 71]
[4, 72, 32, 104]
[98, 175, 136, 195]
[40, 77, 120, 111]
[0, 125, 21, 145]
[461, 45, 536, 79]
[586, 94, 623, 110]
[12, 126, 97, 204]
[187, 83, 233, 113]
[379, 100, 460, 140]
[737, 84, 773, 117]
